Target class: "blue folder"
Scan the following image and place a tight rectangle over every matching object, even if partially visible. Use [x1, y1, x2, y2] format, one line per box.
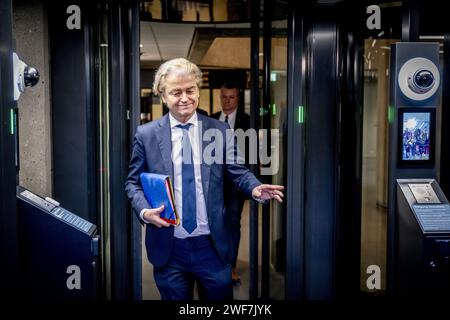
[140, 173, 179, 225]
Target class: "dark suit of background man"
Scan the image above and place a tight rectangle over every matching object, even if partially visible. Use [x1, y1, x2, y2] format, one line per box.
[211, 81, 250, 285]
[125, 58, 284, 301]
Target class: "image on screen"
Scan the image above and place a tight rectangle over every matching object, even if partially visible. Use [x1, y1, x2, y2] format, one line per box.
[401, 112, 431, 161]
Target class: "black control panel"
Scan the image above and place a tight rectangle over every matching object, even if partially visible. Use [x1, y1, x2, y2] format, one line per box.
[17, 186, 99, 299]
[396, 179, 450, 297]
[18, 189, 96, 235]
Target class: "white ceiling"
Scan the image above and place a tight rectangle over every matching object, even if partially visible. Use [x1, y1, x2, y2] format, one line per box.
[140, 21, 251, 65]
[140, 22, 195, 62]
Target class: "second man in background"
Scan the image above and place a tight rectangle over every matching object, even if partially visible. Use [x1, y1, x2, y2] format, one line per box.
[211, 81, 250, 285]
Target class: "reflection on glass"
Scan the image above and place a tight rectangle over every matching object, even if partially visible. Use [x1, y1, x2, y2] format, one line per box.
[98, 10, 111, 299]
[267, 19, 287, 300]
[140, 0, 289, 23]
[360, 38, 398, 293]
[140, 0, 249, 23]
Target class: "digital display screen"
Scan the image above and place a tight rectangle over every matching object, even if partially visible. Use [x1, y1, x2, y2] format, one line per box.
[401, 112, 431, 160]
[398, 108, 435, 165]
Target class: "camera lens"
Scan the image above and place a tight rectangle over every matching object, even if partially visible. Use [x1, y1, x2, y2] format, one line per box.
[414, 70, 434, 88]
[408, 69, 435, 93]
[24, 66, 39, 87]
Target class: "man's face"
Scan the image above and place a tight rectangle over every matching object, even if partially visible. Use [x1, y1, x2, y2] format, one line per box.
[220, 88, 239, 114]
[162, 73, 199, 123]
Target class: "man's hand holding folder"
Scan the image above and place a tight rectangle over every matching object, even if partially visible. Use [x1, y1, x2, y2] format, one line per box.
[140, 173, 180, 227]
[142, 205, 171, 228]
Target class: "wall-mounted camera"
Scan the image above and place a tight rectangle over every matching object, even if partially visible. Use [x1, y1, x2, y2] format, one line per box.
[13, 52, 39, 101]
[398, 57, 440, 101]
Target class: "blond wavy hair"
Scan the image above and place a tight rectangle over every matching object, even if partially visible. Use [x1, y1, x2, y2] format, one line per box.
[152, 58, 203, 96]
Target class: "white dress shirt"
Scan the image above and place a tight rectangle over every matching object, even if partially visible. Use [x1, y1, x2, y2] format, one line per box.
[170, 112, 210, 238]
[219, 109, 237, 130]
[139, 112, 210, 238]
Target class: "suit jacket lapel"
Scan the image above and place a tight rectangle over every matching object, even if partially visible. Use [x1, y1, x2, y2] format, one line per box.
[157, 114, 174, 181]
[235, 113, 240, 130]
[198, 114, 211, 204]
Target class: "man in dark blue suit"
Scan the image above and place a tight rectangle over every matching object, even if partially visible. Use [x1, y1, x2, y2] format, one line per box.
[211, 81, 250, 285]
[125, 58, 283, 301]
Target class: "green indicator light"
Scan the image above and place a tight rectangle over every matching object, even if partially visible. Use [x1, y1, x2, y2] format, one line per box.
[270, 72, 277, 82]
[388, 105, 394, 124]
[299, 106, 304, 123]
[272, 103, 277, 115]
[10, 109, 14, 135]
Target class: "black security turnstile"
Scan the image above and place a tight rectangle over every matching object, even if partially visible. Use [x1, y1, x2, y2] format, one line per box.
[387, 42, 445, 298]
[17, 186, 99, 299]
[396, 179, 450, 297]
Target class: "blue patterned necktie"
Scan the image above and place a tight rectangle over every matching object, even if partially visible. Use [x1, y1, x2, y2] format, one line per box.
[225, 115, 229, 124]
[177, 123, 197, 234]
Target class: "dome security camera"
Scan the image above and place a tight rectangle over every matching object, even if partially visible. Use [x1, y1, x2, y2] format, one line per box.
[13, 52, 40, 101]
[398, 57, 440, 101]
[408, 69, 435, 94]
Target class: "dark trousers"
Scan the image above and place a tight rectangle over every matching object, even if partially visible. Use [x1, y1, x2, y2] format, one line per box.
[228, 197, 246, 267]
[153, 235, 233, 300]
